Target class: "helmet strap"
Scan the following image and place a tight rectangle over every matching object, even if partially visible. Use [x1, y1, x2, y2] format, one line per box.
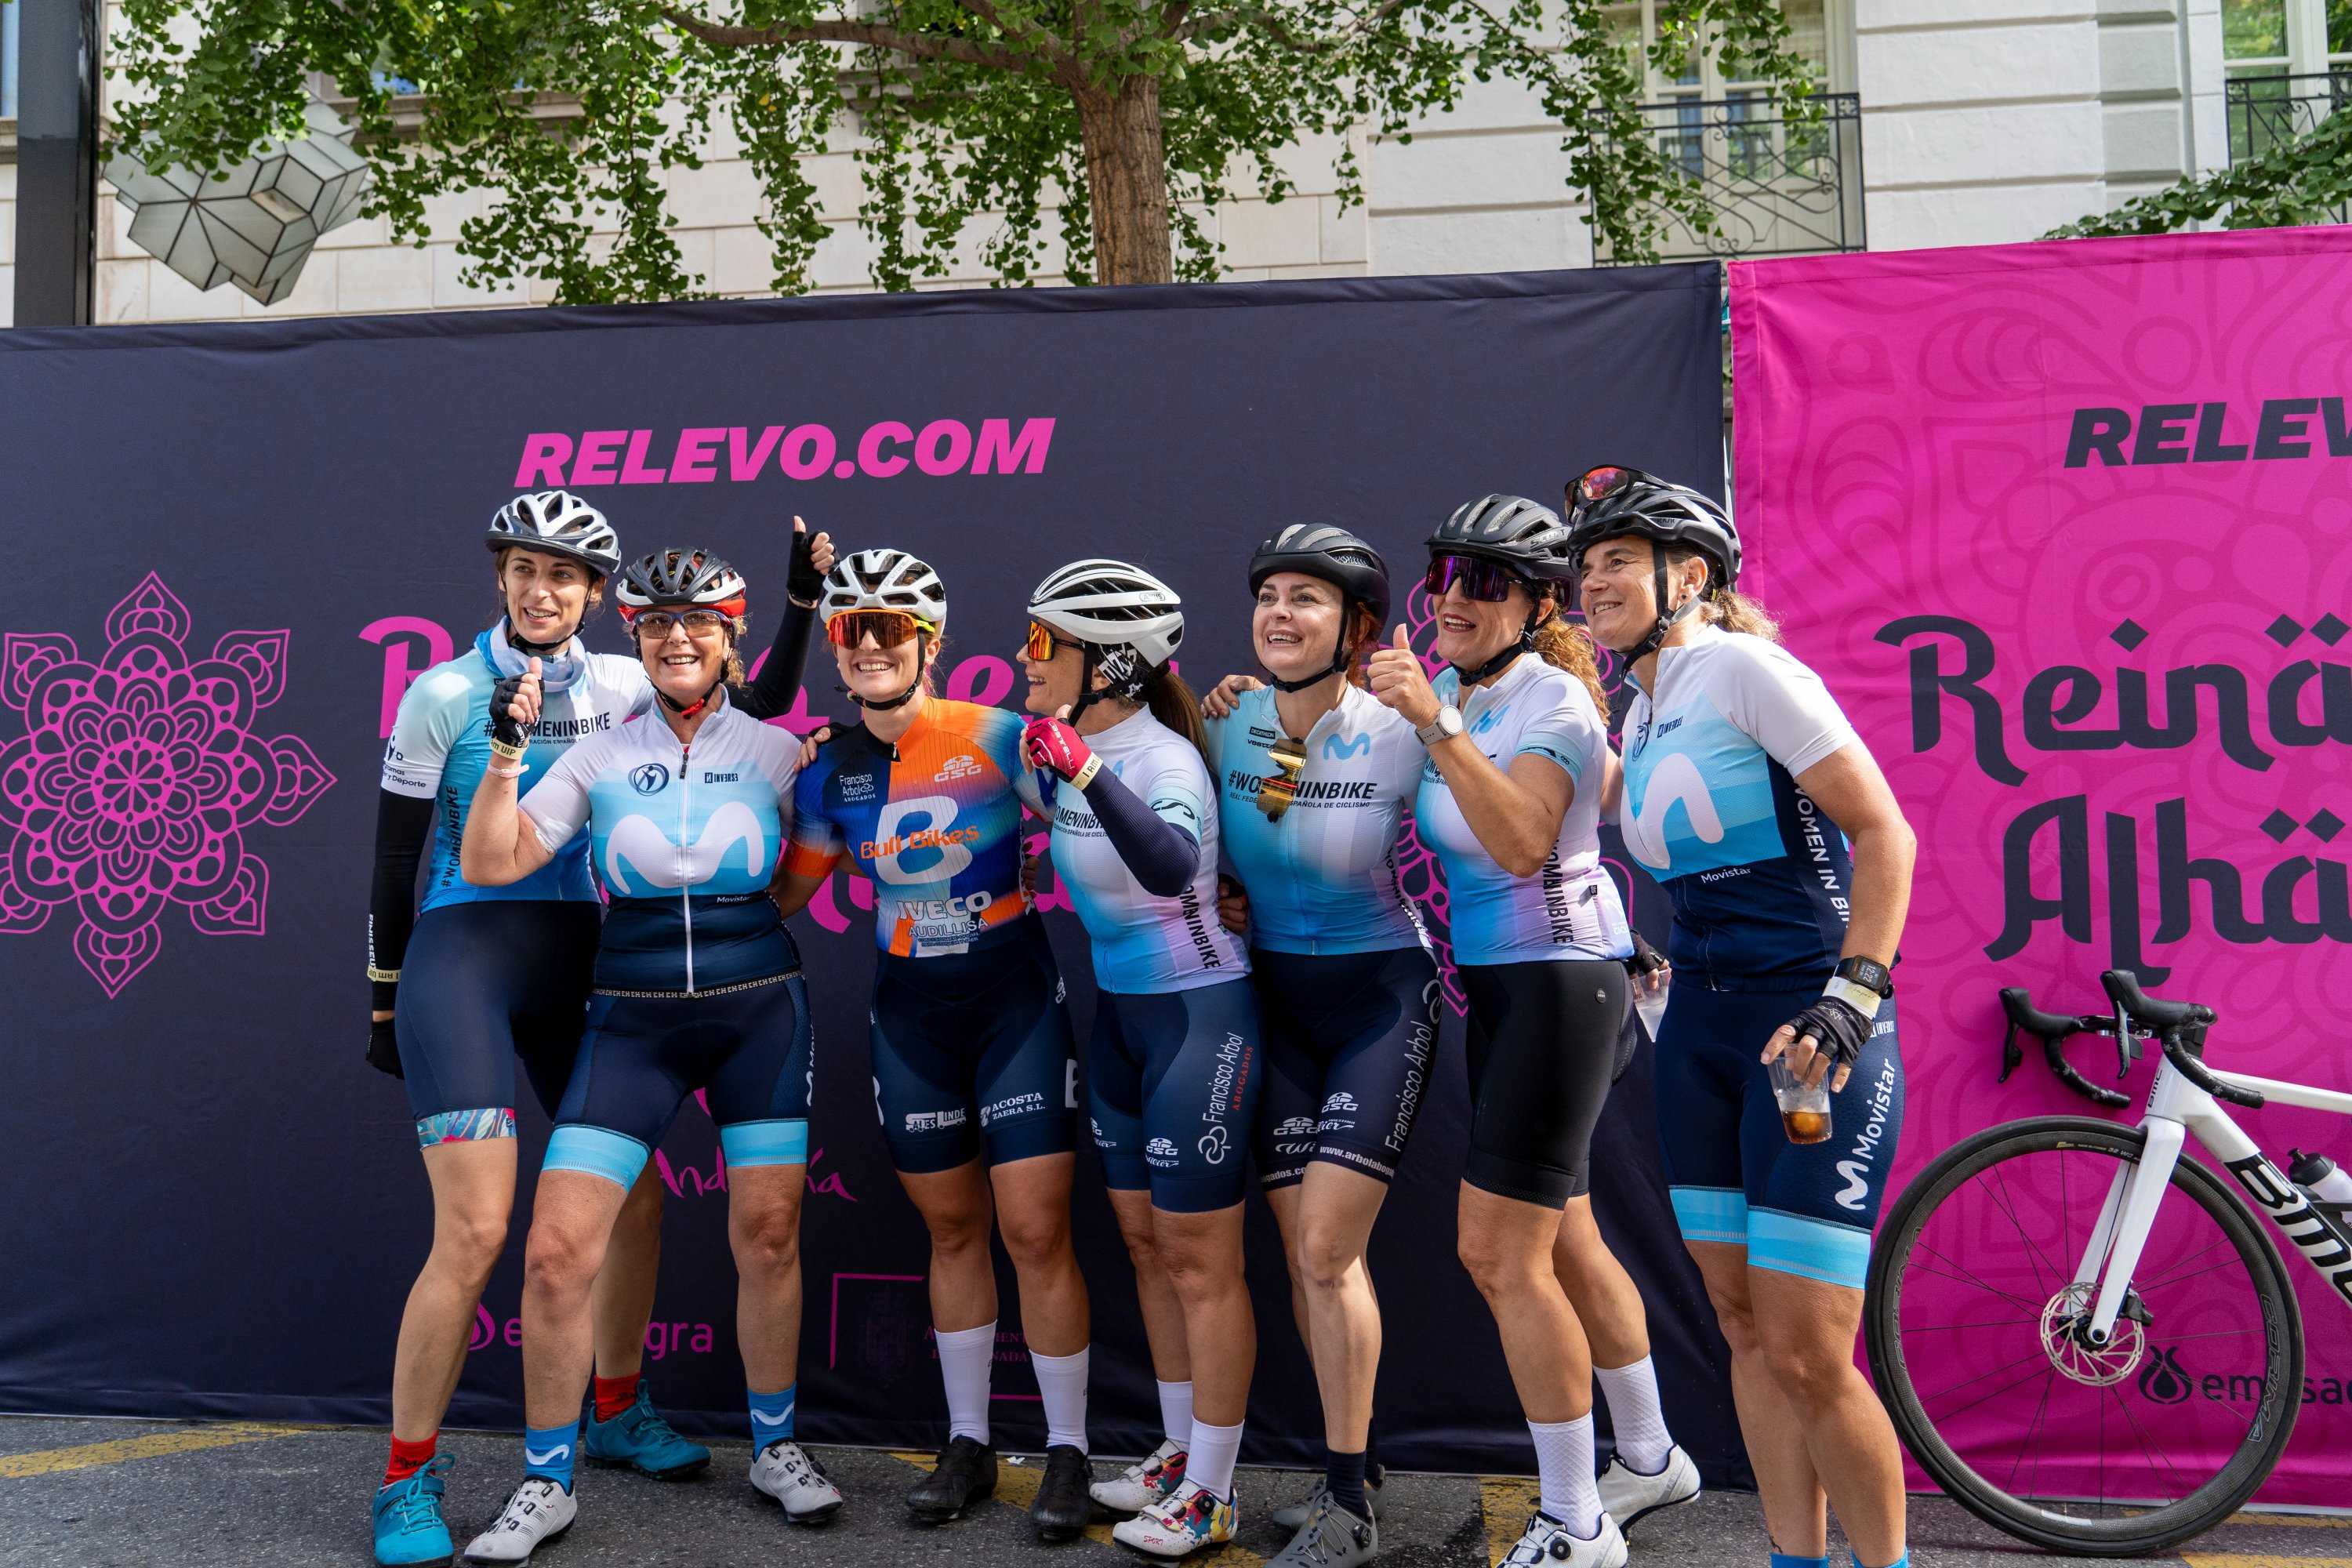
[1627, 561, 1703, 662]
[1268, 596, 1356, 694]
[1065, 644, 1105, 728]
[848, 630, 931, 713]
[659, 677, 727, 720]
[503, 619, 571, 659]
[1450, 601, 1544, 686]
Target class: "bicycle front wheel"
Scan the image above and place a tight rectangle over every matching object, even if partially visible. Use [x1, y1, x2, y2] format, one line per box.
[1864, 1116, 2301, 1556]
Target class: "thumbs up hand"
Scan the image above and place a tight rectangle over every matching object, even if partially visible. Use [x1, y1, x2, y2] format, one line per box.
[1368, 623, 1439, 726]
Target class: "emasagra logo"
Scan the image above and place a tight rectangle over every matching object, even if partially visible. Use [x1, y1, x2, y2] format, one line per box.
[0, 574, 334, 996]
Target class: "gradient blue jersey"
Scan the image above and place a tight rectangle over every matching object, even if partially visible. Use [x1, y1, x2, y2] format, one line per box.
[1206, 684, 1426, 956]
[1414, 655, 1631, 966]
[519, 696, 800, 993]
[1617, 624, 1860, 984]
[380, 626, 652, 911]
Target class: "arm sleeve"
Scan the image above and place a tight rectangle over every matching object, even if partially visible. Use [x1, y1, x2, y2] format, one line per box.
[1082, 763, 1201, 898]
[782, 755, 844, 878]
[518, 742, 596, 854]
[736, 595, 819, 721]
[367, 789, 436, 1010]
[1720, 639, 1861, 778]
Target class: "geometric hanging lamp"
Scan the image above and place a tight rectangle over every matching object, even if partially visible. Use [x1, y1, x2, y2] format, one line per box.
[104, 95, 372, 307]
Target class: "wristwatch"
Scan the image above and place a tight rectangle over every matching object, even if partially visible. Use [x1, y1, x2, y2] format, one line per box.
[1825, 955, 1893, 1018]
[1416, 705, 1465, 746]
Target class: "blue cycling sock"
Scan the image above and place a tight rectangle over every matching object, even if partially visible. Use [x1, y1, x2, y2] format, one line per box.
[1857, 1555, 1909, 1568]
[749, 1384, 797, 1452]
[1769, 1555, 1828, 1568]
[523, 1421, 579, 1492]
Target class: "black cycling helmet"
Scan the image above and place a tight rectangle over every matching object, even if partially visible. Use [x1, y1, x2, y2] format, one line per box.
[615, 547, 750, 623]
[1428, 493, 1579, 581]
[1563, 464, 1741, 661]
[486, 490, 622, 577]
[1248, 524, 1392, 691]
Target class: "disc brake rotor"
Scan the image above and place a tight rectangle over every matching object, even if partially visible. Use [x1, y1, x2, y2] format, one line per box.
[2038, 1282, 2146, 1388]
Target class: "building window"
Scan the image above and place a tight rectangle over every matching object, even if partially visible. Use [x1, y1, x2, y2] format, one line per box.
[2223, 0, 2352, 162]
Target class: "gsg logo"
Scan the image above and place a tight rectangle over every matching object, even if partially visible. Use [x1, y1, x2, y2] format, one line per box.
[630, 762, 670, 796]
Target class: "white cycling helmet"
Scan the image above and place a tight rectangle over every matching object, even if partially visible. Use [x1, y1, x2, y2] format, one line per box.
[820, 549, 949, 633]
[1028, 558, 1185, 720]
[485, 490, 621, 576]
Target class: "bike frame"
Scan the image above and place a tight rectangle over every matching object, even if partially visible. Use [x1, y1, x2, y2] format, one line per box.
[2075, 1059, 2352, 1342]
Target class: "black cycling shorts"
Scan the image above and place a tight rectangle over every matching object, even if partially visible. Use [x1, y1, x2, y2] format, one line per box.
[1461, 957, 1628, 1208]
[870, 918, 1080, 1174]
[543, 969, 815, 1191]
[1087, 978, 1262, 1214]
[396, 901, 601, 1130]
[1250, 945, 1439, 1189]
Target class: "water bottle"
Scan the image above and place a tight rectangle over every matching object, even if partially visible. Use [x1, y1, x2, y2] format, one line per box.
[2288, 1149, 2352, 1202]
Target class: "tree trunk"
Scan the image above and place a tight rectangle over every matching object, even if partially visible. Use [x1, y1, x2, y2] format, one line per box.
[1074, 78, 1174, 285]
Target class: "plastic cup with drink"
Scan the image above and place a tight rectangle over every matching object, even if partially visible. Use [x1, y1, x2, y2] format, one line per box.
[1768, 1058, 1832, 1145]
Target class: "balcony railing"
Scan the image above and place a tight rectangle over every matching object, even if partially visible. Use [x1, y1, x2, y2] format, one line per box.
[1595, 92, 1865, 266]
[2226, 69, 2352, 161]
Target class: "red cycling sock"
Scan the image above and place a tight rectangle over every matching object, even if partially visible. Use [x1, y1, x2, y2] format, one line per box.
[594, 1372, 643, 1422]
[384, 1432, 437, 1486]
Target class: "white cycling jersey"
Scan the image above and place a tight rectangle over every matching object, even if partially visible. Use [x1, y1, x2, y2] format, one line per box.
[1415, 652, 1631, 966]
[1046, 708, 1250, 994]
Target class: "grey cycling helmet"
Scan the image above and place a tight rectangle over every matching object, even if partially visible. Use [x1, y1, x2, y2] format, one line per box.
[1248, 524, 1390, 691]
[1028, 558, 1185, 723]
[486, 490, 621, 577]
[1563, 465, 1740, 660]
[1428, 494, 1578, 581]
[615, 547, 750, 622]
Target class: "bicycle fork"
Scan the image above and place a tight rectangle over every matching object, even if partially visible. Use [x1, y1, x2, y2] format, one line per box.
[2071, 1116, 2187, 1346]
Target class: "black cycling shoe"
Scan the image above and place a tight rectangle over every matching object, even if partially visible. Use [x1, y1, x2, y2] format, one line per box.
[906, 1436, 996, 1524]
[1029, 1444, 1092, 1542]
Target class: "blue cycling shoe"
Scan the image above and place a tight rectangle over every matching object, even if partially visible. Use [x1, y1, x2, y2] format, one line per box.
[372, 1454, 456, 1567]
[583, 1381, 711, 1479]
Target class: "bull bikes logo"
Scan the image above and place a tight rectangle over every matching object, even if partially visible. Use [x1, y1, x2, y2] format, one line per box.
[0, 575, 335, 996]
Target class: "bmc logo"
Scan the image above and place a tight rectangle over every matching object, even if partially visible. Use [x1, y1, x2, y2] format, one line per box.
[630, 763, 670, 795]
[1322, 732, 1370, 760]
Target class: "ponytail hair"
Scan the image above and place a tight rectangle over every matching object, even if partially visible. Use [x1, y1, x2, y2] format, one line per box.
[1662, 544, 1781, 643]
[1144, 667, 1212, 764]
[1341, 601, 1383, 688]
[1530, 603, 1611, 724]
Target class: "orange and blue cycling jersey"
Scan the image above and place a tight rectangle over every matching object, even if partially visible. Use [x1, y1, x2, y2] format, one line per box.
[785, 699, 1045, 957]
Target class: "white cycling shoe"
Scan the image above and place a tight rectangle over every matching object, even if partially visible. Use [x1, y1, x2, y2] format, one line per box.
[462, 1478, 575, 1565]
[1596, 1446, 1700, 1534]
[1499, 1510, 1627, 1568]
[1091, 1436, 1188, 1513]
[750, 1439, 845, 1524]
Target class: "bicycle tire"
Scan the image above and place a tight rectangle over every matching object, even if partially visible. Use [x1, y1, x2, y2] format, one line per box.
[1864, 1116, 2302, 1556]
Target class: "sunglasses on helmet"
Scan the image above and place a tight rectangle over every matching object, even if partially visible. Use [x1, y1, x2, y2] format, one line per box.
[1422, 553, 1524, 604]
[826, 609, 928, 650]
[1565, 463, 1661, 521]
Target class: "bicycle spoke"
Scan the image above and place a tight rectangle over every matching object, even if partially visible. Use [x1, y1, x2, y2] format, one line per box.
[1984, 1160, 2067, 1295]
[2105, 1378, 2199, 1502]
[1909, 1242, 2043, 1313]
[1920, 1348, 2070, 1422]
[2005, 1367, 2060, 1493]
[1904, 1317, 2042, 1332]
[2136, 1253, 2252, 1294]
[2133, 1234, 2241, 1291]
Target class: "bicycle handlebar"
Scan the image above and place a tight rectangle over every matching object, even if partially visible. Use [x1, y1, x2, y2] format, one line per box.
[1995, 971, 2264, 1112]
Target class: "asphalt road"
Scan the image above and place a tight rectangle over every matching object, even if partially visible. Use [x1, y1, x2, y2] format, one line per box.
[1, 1417, 2345, 1568]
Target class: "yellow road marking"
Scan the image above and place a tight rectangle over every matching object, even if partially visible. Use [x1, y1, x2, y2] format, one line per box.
[1479, 1476, 1541, 1568]
[2223, 1514, 2352, 1530]
[0, 1423, 312, 1479]
[2182, 1555, 2352, 1567]
[890, 1448, 1265, 1564]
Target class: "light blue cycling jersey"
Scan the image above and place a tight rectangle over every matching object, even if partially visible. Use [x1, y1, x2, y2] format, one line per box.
[1205, 684, 1426, 956]
[1047, 709, 1249, 994]
[380, 624, 653, 910]
[1616, 622, 1860, 984]
[1414, 653, 1631, 966]
[518, 695, 801, 993]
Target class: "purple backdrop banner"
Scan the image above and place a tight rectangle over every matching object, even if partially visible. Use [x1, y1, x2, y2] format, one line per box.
[0, 271, 1733, 1479]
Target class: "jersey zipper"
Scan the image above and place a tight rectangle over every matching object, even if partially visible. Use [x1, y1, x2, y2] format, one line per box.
[680, 738, 695, 994]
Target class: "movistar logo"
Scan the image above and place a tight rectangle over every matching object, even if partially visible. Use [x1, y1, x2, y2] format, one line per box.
[1322, 731, 1370, 760]
[524, 1443, 572, 1465]
[1622, 750, 1722, 871]
[1835, 1161, 1871, 1208]
[750, 1403, 796, 1428]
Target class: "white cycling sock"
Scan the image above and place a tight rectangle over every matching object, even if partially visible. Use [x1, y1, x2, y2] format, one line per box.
[1529, 1414, 1602, 1536]
[1185, 1417, 1243, 1501]
[1156, 1379, 1194, 1450]
[1031, 1347, 1090, 1454]
[935, 1321, 995, 1446]
[1594, 1356, 1673, 1472]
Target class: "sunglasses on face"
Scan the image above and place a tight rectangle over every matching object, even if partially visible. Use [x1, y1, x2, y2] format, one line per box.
[1025, 620, 1067, 663]
[826, 609, 926, 650]
[1256, 732, 1308, 823]
[633, 608, 731, 641]
[1422, 553, 1523, 604]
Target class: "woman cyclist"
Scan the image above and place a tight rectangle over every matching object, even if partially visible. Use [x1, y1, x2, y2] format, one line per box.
[452, 547, 841, 1565]
[1367, 495, 1695, 1568]
[768, 549, 1093, 1542]
[1192, 525, 1432, 1568]
[1567, 466, 1915, 1568]
[1018, 560, 1261, 1560]
[364, 495, 829, 1567]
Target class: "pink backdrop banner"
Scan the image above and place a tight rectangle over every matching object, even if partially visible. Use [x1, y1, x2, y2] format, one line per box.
[1730, 226, 2352, 1506]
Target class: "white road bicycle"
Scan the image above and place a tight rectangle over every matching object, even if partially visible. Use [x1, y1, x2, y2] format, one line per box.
[1862, 968, 2352, 1556]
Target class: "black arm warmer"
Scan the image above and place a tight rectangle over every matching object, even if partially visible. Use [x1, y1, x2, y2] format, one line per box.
[737, 593, 818, 721]
[368, 789, 435, 1011]
[1082, 769, 1200, 898]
